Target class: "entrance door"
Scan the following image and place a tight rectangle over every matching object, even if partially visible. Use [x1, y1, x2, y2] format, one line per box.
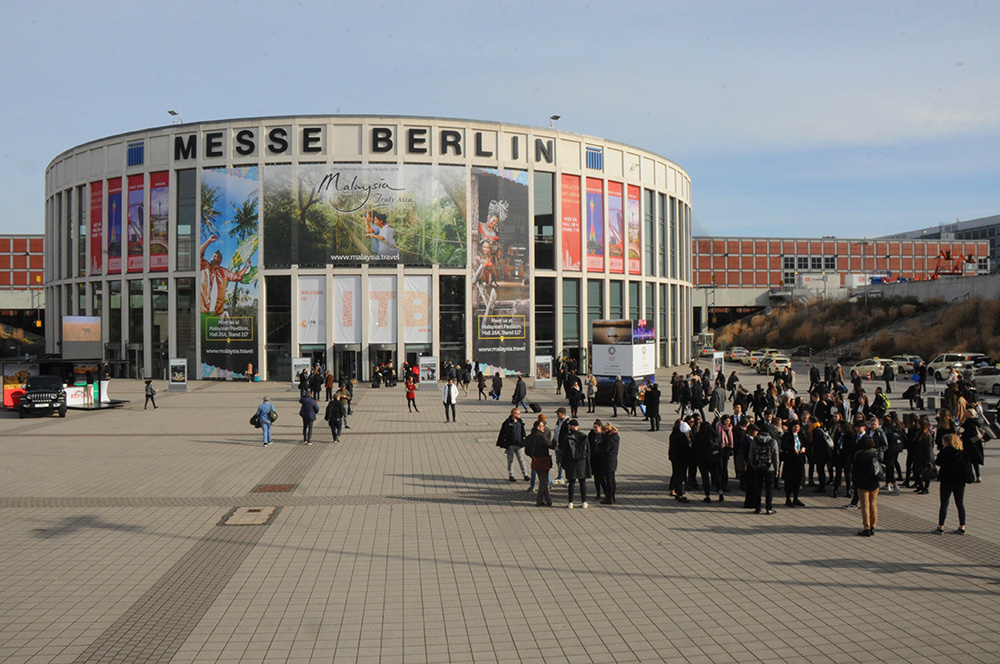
[371, 347, 396, 384]
[127, 346, 143, 379]
[333, 349, 360, 383]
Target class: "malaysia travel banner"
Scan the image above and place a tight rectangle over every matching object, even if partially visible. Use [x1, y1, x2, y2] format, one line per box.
[471, 168, 530, 376]
[608, 181, 625, 274]
[627, 185, 641, 274]
[89, 181, 103, 275]
[107, 178, 122, 274]
[560, 174, 581, 271]
[262, 163, 466, 268]
[126, 174, 144, 272]
[586, 177, 604, 272]
[149, 171, 169, 271]
[199, 166, 259, 380]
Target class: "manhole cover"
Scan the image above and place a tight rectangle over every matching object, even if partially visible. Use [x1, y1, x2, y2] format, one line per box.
[223, 506, 277, 526]
[255, 484, 295, 493]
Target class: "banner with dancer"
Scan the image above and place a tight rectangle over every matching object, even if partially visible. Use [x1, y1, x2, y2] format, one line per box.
[126, 174, 144, 272]
[199, 166, 259, 380]
[608, 181, 624, 274]
[471, 168, 530, 375]
[586, 177, 604, 272]
[627, 185, 641, 274]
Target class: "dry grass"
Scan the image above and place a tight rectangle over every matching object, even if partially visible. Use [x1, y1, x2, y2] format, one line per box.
[715, 295, 1000, 360]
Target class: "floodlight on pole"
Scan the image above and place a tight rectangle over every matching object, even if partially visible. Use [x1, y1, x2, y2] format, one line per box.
[168, 110, 183, 124]
[549, 114, 561, 128]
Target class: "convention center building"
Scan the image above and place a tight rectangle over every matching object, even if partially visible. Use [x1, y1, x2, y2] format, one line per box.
[43, 115, 694, 382]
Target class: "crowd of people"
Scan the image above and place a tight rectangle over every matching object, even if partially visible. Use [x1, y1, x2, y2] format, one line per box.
[260, 356, 989, 536]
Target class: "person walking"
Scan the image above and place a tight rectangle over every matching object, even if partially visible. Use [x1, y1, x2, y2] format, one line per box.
[442, 377, 459, 422]
[525, 416, 556, 506]
[882, 362, 895, 394]
[299, 392, 320, 445]
[144, 379, 158, 410]
[325, 371, 336, 401]
[611, 376, 625, 417]
[600, 422, 620, 504]
[256, 396, 276, 447]
[911, 415, 935, 495]
[852, 437, 883, 536]
[934, 433, 970, 534]
[511, 375, 528, 411]
[491, 372, 503, 400]
[668, 419, 691, 503]
[405, 376, 420, 412]
[496, 407, 529, 482]
[560, 419, 592, 508]
[586, 374, 598, 413]
[476, 370, 487, 401]
[324, 393, 345, 442]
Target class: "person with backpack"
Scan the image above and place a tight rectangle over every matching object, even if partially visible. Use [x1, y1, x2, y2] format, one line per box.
[870, 387, 890, 419]
[960, 408, 985, 483]
[255, 396, 276, 447]
[324, 393, 345, 443]
[747, 424, 780, 514]
[852, 436, 883, 537]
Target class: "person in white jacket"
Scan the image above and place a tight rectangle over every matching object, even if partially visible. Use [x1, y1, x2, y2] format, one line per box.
[442, 377, 459, 422]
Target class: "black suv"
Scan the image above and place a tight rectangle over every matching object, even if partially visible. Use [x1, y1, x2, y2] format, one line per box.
[18, 375, 67, 418]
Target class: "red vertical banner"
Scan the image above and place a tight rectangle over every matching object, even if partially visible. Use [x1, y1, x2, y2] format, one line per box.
[89, 181, 103, 275]
[149, 171, 169, 271]
[560, 174, 581, 271]
[608, 181, 624, 274]
[127, 174, 144, 272]
[627, 185, 641, 274]
[107, 178, 122, 274]
[586, 177, 604, 272]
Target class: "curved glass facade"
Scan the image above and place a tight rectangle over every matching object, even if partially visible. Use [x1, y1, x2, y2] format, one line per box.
[44, 116, 693, 380]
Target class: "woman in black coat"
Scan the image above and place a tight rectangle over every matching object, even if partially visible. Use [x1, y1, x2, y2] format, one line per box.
[600, 423, 620, 504]
[668, 419, 691, 503]
[911, 415, 935, 494]
[588, 420, 606, 500]
[934, 432, 970, 534]
[959, 410, 985, 483]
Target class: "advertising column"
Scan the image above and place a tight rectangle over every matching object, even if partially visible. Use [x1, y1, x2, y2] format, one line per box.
[471, 168, 530, 375]
[89, 181, 103, 275]
[199, 167, 259, 379]
[126, 174, 144, 272]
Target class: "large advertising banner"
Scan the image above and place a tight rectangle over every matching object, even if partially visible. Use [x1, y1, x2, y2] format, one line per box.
[472, 168, 530, 375]
[149, 171, 169, 271]
[368, 275, 397, 344]
[560, 174, 581, 271]
[107, 178, 122, 274]
[262, 164, 466, 267]
[127, 174, 144, 273]
[608, 181, 625, 274]
[586, 177, 604, 272]
[298, 275, 326, 345]
[333, 275, 361, 344]
[403, 274, 432, 344]
[627, 185, 641, 275]
[199, 167, 259, 380]
[3, 362, 39, 408]
[591, 319, 656, 377]
[89, 181, 103, 275]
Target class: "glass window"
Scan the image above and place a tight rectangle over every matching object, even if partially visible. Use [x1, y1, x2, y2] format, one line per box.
[824, 256, 836, 270]
[644, 190, 655, 275]
[534, 277, 556, 357]
[77, 283, 86, 315]
[176, 169, 196, 271]
[670, 284, 678, 365]
[784, 256, 795, 269]
[78, 185, 87, 277]
[810, 257, 822, 270]
[109, 280, 122, 345]
[645, 282, 654, 323]
[151, 278, 169, 379]
[175, 277, 197, 377]
[628, 281, 641, 320]
[587, 280, 603, 342]
[128, 279, 144, 346]
[562, 278, 580, 347]
[657, 193, 666, 277]
[92, 282, 103, 319]
[609, 280, 623, 320]
[659, 284, 667, 366]
[669, 197, 678, 278]
[265, 275, 292, 381]
[797, 257, 809, 270]
[439, 275, 466, 366]
[64, 190, 73, 279]
[533, 172, 555, 270]
[784, 272, 796, 285]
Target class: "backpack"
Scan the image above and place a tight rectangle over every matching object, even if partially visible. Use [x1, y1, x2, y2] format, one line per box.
[887, 426, 905, 454]
[816, 427, 834, 451]
[753, 437, 773, 470]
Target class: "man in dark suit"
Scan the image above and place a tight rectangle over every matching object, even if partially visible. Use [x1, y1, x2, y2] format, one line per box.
[645, 382, 662, 431]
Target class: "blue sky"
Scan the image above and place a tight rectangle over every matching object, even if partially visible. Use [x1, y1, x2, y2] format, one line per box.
[2, 0, 997, 238]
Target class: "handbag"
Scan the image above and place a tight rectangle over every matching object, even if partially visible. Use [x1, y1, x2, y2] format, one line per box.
[530, 456, 552, 471]
[249, 412, 261, 428]
[921, 463, 938, 482]
[268, 409, 278, 422]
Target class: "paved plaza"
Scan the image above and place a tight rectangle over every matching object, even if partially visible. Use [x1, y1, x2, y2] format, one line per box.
[1, 363, 998, 663]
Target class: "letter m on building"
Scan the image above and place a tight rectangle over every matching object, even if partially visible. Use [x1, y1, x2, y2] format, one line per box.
[174, 135, 197, 160]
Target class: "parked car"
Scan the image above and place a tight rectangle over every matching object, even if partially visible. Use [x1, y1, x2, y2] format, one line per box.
[927, 352, 982, 380]
[891, 355, 923, 373]
[698, 346, 716, 358]
[765, 356, 791, 375]
[17, 375, 67, 418]
[974, 367, 1000, 396]
[726, 347, 748, 361]
[850, 359, 886, 379]
[745, 350, 766, 367]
